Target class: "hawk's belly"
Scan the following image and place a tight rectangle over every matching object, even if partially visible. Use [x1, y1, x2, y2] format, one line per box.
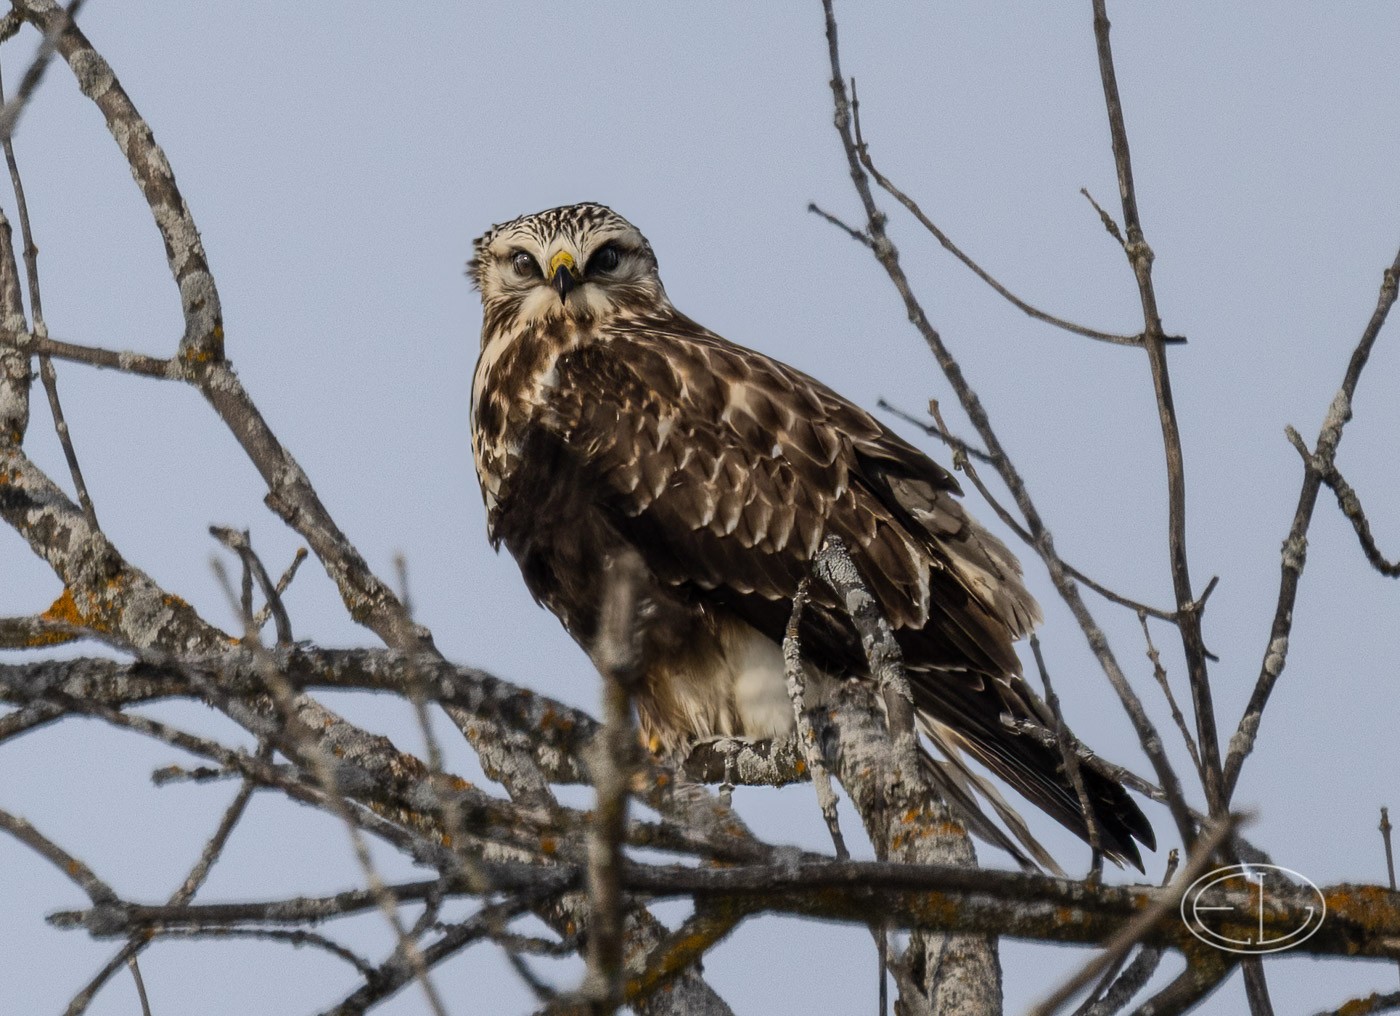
[638, 614, 801, 754]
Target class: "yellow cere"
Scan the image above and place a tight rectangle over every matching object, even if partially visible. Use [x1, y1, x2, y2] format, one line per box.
[548, 249, 577, 276]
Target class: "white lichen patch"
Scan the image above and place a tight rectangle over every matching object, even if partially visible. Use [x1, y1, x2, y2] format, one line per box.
[69, 49, 115, 101]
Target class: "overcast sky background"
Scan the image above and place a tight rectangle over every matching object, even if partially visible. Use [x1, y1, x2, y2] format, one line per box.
[3, 3, 1399, 1014]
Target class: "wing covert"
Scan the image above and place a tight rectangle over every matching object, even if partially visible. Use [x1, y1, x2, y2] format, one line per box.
[529, 319, 1031, 679]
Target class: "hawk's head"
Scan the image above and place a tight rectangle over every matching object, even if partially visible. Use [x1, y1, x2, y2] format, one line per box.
[469, 203, 668, 333]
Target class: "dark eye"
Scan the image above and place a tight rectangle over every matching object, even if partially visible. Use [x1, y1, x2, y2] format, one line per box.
[587, 244, 621, 275]
[510, 250, 540, 277]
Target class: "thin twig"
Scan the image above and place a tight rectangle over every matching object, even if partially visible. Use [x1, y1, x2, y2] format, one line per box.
[126, 957, 152, 1016]
[1079, 187, 1127, 251]
[820, 0, 1195, 848]
[0, 808, 117, 903]
[877, 398, 996, 465]
[0, 0, 88, 142]
[393, 551, 414, 618]
[0, 63, 99, 527]
[317, 898, 549, 1016]
[1090, 0, 1224, 823]
[807, 201, 871, 247]
[848, 90, 1146, 349]
[250, 546, 308, 632]
[1384, 807, 1398, 892]
[1223, 246, 1400, 799]
[1071, 946, 1161, 1016]
[1385, 806, 1400, 988]
[901, 396, 1178, 622]
[65, 753, 267, 1016]
[1138, 612, 1203, 780]
[210, 527, 294, 644]
[1029, 634, 1103, 878]
[577, 550, 646, 1014]
[1315, 456, 1400, 577]
[209, 563, 452, 1016]
[0, 330, 179, 377]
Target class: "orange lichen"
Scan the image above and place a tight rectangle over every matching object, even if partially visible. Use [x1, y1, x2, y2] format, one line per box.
[1326, 883, 1400, 938]
[42, 587, 85, 626]
[1335, 992, 1400, 1016]
[21, 628, 77, 647]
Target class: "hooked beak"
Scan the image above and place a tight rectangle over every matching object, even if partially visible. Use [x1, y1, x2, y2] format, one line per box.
[549, 250, 579, 302]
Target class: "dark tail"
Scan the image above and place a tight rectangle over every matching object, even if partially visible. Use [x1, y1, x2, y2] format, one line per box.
[911, 668, 1156, 872]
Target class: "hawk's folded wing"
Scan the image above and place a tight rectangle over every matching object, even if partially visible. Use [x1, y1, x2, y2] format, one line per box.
[516, 314, 1151, 869]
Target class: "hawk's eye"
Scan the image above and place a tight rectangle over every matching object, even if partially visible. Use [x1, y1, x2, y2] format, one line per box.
[587, 244, 621, 275]
[510, 250, 540, 278]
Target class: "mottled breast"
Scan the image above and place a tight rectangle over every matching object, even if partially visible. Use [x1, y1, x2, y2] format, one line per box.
[470, 320, 583, 537]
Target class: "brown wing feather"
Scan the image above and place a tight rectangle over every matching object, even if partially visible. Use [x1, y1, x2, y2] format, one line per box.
[528, 311, 1152, 868]
[534, 315, 1016, 662]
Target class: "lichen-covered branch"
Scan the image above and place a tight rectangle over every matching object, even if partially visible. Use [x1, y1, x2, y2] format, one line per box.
[812, 536, 1002, 1015]
[47, 854, 1400, 963]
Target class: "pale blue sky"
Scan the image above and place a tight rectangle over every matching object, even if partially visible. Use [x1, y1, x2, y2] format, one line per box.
[3, 4, 1399, 1013]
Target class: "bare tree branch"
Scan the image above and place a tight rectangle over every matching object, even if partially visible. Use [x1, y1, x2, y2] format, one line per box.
[783, 577, 850, 859]
[1088, 0, 1224, 823]
[50, 855, 1400, 962]
[1029, 634, 1104, 876]
[1030, 816, 1237, 1016]
[812, 535, 1001, 1015]
[0, 0, 87, 142]
[1310, 990, 1400, 1016]
[1223, 245, 1400, 799]
[0, 56, 98, 529]
[847, 94, 1147, 349]
[1300, 437, 1400, 578]
[0, 808, 117, 904]
[574, 550, 647, 1014]
[818, 0, 1197, 850]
